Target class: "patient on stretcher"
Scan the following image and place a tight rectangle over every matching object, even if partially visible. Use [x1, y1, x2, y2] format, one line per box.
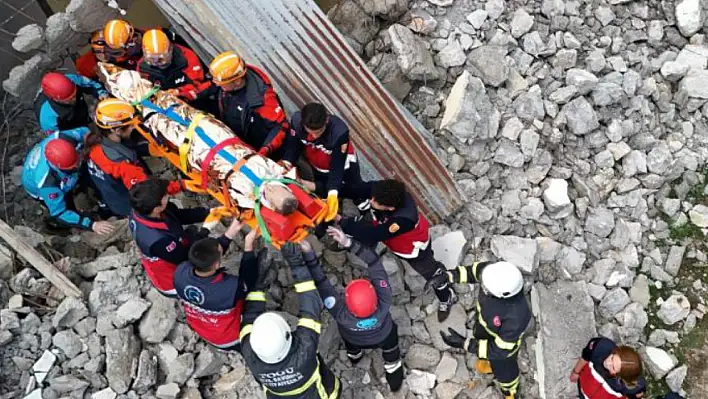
[96, 62, 300, 215]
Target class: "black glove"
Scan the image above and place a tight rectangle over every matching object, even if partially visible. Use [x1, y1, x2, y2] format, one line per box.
[440, 328, 466, 349]
[254, 249, 275, 291]
[281, 242, 304, 267]
[424, 271, 450, 293]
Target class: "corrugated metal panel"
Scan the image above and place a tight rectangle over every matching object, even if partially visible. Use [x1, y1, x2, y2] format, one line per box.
[152, 0, 464, 222]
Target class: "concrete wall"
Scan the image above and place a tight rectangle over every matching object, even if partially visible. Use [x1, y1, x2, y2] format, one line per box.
[0, 0, 49, 91]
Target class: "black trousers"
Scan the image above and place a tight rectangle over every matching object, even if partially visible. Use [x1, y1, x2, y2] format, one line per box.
[313, 162, 366, 204]
[343, 322, 400, 366]
[401, 245, 451, 303]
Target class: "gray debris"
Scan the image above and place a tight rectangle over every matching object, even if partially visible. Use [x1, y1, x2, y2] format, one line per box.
[11, 24, 45, 53]
[639, 346, 678, 379]
[657, 294, 691, 325]
[138, 289, 177, 343]
[389, 24, 440, 81]
[490, 235, 538, 274]
[105, 326, 140, 394]
[53, 297, 89, 328]
[440, 71, 500, 141]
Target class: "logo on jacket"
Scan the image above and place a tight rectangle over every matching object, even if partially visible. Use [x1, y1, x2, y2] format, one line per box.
[493, 315, 502, 327]
[380, 280, 388, 288]
[166, 241, 177, 252]
[356, 317, 379, 330]
[184, 285, 205, 305]
[324, 296, 336, 309]
[175, 76, 186, 84]
[388, 223, 400, 233]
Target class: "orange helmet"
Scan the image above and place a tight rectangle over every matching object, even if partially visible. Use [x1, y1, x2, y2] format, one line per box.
[90, 30, 106, 52]
[95, 98, 139, 129]
[103, 19, 134, 50]
[142, 29, 171, 56]
[209, 51, 247, 85]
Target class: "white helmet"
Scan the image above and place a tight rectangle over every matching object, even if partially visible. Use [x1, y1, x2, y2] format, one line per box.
[480, 261, 523, 298]
[250, 312, 292, 364]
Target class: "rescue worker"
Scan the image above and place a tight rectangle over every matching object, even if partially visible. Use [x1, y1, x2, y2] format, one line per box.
[129, 178, 217, 297]
[205, 51, 288, 158]
[309, 226, 403, 392]
[570, 337, 646, 399]
[35, 72, 108, 136]
[75, 31, 109, 79]
[284, 102, 362, 222]
[103, 19, 190, 71]
[86, 98, 182, 217]
[340, 179, 456, 322]
[240, 241, 341, 398]
[173, 221, 260, 351]
[137, 29, 211, 103]
[426, 260, 531, 399]
[22, 132, 115, 235]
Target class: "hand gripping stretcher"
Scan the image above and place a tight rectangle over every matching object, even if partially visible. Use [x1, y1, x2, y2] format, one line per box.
[96, 63, 328, 247]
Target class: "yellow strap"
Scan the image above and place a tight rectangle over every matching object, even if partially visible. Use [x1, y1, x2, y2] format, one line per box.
[476, 303, 522, 352]
[246, 291, 266, 301]
[298, 318, 322, 334]
[294, 280, 317, 293]
[239, 324, 253, 340]
[498, 376, 520, 388]
[471, 262, 481, 281]
[458, 266, 468, 284]
[179, 112, 206, 171]
[329, 377, 340, 399]
[264, 360, 321, 396]
[478, 339, 488, 359]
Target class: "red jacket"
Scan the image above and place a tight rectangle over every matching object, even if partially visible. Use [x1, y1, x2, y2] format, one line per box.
[75, 52, 99, 79]
[578, 363, 627, 399]
[374, 209, 430, 258]
[138, 44, 211, 101]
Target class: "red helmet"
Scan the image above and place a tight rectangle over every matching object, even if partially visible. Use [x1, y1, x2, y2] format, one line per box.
[45, 139, 79, 170]
[345, 279, 377, 318]
[41, 72, 77, 102]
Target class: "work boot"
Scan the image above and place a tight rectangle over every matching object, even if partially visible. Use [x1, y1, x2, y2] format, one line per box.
[437, 289, 457, 322]
[347, 349, 363, 365]
[475, 359, 493, 375]
[384, 362, 404, 392]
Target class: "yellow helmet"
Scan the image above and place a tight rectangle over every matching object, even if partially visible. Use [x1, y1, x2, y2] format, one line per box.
[142, 29, 171, 56]
[103, 19, 134, 50]
[209, 51, 247, 85]
[95, 98, 138, 129]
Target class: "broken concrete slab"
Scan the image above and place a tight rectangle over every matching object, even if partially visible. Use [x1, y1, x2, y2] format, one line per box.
[440, 70, 501, 142]
[490, 235, 539, 274]
[431, 231, 467, 270]
[138, 289, 177, 343]
[105, 326, 141, 394]
[533, 281, 597, 399]
[53, 296, 89, 328]
[11, 24, 45, 53]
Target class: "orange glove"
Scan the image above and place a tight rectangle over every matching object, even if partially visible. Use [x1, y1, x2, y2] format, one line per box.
[325, 191, 339, 222]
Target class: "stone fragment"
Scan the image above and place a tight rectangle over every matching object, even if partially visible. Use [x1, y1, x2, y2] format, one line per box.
[2, 54, 47, 99]
[132, 349, 157, 393]
[689, 204, 708, 227]
[513, 85, 545, 121]
[105, 326, 140, 394]
[598, 287, 631, 319]
[639, 346, 678, 379]
[139, 289, 177, 343]
[629, 275, 650, 307]
[657, 294, 691, 325]
[53, 297, 89, 328]
[666, 364, 688, 392]
[679, 69, 708, 98]
[440, 71, 500, 141]
[665, 246, 685, 276]
[424, 304, 467, 350]
[48, 375, 89, 394]
[560, 97, 599, 135]
[33, 350, 56, 373]
[114, 298, 151, 328]
[407, 370, 436, 395]
[510, 9, 534, 38]
[0, 309, 19, 330]
[490, 235, 538, 274]
[435, 352, 457, 382]
[408, 9, 438, 34]
[12, 24, 44, 53]
[388, 24, 440, 81]
[91, 388, 117, 399]
[156, 383, 180, 399]
[436, 40, 466, 68]
[431, 231, 466, 270]
[585, 207, 615, 238]
[533, 281, 596, 399]
[466, 10, 488, 29]
[405, 344, 441, 370]
[66, 0, 125, 32]
[494, 140, 525, 167]
[214, 367, 249, 393]
[166, 353, 195, 385]
[543, 179, 573, 218]
[485, 0, 505, 19]
[467, 46, 509, 87]
[676, 0, 702, 37]
[53, 330, 83, 358]
[592, 83, 624, 106]
[566, 69, 598, 95]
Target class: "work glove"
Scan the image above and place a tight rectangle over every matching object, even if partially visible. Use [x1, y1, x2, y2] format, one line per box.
[325, 190, 339, 222]
[424, 271, 452, 293]
[440, 328, 467, 349]
[281, 242, 304, 267]
[326, 226, 352, 249]
[254, 248, 275, 291]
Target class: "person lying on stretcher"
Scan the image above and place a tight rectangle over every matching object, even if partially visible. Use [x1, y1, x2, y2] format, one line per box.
[95, 63, 303, 216]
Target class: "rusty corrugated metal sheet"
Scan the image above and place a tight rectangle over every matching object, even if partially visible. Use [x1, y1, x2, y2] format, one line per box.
[152, 0, 464, 222]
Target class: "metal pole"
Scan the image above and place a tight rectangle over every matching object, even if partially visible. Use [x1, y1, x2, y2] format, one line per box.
[151, 0, 464, 222]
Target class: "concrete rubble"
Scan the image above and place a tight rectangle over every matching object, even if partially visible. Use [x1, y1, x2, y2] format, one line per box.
[2, 0, 708, 396]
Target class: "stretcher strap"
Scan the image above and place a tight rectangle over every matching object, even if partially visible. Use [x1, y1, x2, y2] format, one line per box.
[139, 100, 261, 187]
[199, 137, 263, 190]
[130, 86, 160, 106]
[179, 113, 206, 171]
[253, 177, 309, 244]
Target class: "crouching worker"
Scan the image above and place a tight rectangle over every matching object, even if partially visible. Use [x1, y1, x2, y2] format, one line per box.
[310, 227, 403, 392]
[427, 261, 531, 399]
[36, 72, 108, 136]
[241, 241, 341, 399]
[570, 337, 646, 399]
[129, 178, 224, 297]
[174, 222, 260, 351]
[87, 98, 182, 217]
[22, 131, 115, 235]
[341, 179, 456, 322]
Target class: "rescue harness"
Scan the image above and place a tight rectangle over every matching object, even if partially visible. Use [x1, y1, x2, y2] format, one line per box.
[130, 90, 327, 247]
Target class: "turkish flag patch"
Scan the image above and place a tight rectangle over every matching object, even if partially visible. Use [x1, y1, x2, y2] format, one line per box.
[493, 316, 502, 327]
[166, 241, 177, 252]
[388, 223, 400, 233]
[48, 193, 58, 200]
[380, 280, 388, 288]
